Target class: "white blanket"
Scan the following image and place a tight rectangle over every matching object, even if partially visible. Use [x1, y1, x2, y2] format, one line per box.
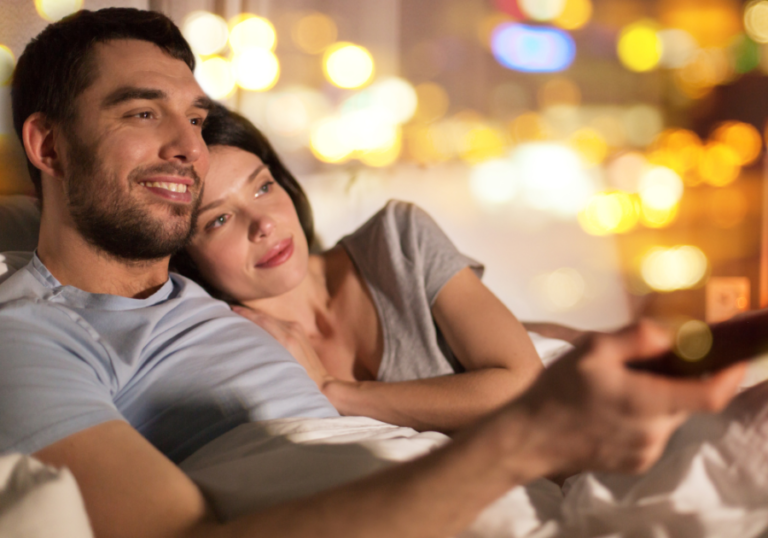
[181, 382, 768, 537]
[180, 416, 562, 537]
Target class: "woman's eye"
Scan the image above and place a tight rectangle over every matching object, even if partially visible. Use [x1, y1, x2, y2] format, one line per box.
[205, 214, 229, 230]
[255, 180, 275, 197]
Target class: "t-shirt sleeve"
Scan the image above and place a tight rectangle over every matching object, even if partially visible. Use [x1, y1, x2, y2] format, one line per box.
[386, 201, 483, 305]
[0, 300, 124, 455]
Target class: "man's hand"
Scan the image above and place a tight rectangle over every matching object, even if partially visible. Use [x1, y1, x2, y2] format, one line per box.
[232, 306, 335, 390]
[477, 320, 746, 479]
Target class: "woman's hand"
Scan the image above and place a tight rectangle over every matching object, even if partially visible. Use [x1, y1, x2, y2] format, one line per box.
[232, 305, 335, 391]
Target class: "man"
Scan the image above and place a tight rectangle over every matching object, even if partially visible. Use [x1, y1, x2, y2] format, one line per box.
[0, 8, 745, 538]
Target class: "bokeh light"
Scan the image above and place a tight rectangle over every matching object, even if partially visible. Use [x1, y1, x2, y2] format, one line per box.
[514, 143, 595, 217]
[617, 20, 662, 72]
[519, 0, 567, 21]
[405, 125, 449, 164]
[323, 43, 375, 89]
[509, 112, 550, 143]
[360, 131, 402, 168]
[569, 128, 608, 165]
[34, 0, 82, 22]
[638, 166, 684, 212]
[590, 114, 626, 148]
[0, 46, 15, 86]
[263, 87, 331, 140]
[232, 49, 279, 91]
[229, 15, 277, 53]
[292, 12, 338, 54]
[730, 34, 761, 74]
[641, 204, 678, 228]
[470, 159, 518, 205]
[533, 267, 586, 311]
[182, 11, 229, 56]
[699, 142, 741, 186]
[623, 104, 663, 147]
[310, 118, 352, 163]
[537, 77, 581, 108]
[413, 83, 450, 123]
[675, 48, 732, 99]
[195, 56, 236, 99]
[553, 0, 592, 30]
[658, 29, 698, 69]
[675, 320, 713, 362]
[641, 246, 708, 292]
[491, 23, 576, 73]
[338, 109, 398, 153]
[606, 152, 647, 192]
[460, 123, 507, 163]
[494, 0, 527, 19]
[578, 191, 639, 235]
[661, 1, 741, 49]
[745, 0, 768, 44]
[647, 129, 703, 180]
[711, 121, 762, 166]
[365, 77, 419, 124]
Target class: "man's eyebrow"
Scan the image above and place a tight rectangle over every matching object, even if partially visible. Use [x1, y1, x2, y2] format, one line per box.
[100, 88, 214, 112]
[198, 164, 269, 214]
[101, 87, 167, 109]
[194, 96, 215, 112]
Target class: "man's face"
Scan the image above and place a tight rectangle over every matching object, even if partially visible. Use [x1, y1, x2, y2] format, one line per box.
[59, 39, 212, 261]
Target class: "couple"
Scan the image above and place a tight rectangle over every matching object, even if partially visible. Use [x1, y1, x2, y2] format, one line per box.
[0, 7, 745, 538]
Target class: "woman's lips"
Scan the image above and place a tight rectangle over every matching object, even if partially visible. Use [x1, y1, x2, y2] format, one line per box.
[256, 238, 294, 268]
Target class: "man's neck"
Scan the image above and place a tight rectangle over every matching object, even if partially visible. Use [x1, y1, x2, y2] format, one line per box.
[37, 210, 170, 299]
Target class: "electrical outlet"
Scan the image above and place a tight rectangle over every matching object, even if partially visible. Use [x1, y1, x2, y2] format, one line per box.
[706, 277, 750, 323]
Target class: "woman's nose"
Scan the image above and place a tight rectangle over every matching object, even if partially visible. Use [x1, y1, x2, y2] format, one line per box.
[248, 216, 275, 241]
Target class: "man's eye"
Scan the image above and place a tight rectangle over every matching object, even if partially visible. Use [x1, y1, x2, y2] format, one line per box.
[134, 111, 153, 119]
[190, 117, 204, 126]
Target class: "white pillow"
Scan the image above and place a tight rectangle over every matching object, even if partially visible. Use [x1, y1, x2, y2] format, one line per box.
[0, 453, 93, 538]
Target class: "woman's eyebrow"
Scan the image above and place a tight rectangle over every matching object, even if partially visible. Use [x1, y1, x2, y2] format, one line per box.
[198, 164, 269, 214]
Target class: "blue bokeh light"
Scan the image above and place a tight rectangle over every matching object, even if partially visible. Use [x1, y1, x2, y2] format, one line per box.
[491, 23, 576, 73]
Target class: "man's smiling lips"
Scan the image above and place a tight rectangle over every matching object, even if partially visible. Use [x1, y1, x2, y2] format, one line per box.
[138, 176, 194, 203]
[256, 238, 294, 268]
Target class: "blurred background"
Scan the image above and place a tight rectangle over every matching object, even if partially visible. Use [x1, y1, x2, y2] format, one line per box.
[1, 0, 767, 333]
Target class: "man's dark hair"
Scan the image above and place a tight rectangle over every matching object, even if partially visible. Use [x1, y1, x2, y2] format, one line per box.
[170, 105, 317, 302]
[12, 7, 195, 200]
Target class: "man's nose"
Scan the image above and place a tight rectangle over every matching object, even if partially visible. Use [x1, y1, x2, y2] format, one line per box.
[158, 115, 206, 165]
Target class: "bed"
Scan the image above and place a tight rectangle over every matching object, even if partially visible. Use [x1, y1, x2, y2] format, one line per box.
[3, 194, 768, 537]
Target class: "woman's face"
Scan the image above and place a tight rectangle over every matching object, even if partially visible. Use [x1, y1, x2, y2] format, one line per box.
[186, 145, 309, 302]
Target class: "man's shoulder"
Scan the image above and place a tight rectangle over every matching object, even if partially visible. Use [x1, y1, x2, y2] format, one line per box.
[0, 252, 43, 303]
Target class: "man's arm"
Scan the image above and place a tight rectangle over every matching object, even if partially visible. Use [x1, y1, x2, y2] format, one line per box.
[34, 322, 745, 538]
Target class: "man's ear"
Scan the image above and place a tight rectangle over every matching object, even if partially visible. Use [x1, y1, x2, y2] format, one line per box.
[22, 112, 63, 179]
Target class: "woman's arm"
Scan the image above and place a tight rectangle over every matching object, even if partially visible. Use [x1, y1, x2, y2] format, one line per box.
[322, 267, 544, 433]
[522, 321, 590, 344]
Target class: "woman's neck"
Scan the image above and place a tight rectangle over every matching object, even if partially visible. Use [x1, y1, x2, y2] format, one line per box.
[242, 254, 331, 337]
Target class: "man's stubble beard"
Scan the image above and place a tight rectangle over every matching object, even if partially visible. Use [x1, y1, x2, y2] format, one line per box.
[64, 133, 203, 262]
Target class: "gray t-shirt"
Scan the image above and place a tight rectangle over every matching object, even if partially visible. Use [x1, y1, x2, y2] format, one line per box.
[340, 201, 483, 382]
[0, 254, 338, 461]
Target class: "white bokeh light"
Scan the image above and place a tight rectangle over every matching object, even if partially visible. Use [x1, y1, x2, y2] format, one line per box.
[182, 11, 229, 56]
[469, 159, 518, 206]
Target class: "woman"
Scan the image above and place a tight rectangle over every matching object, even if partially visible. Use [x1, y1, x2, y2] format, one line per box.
[173, 105, 545, 433]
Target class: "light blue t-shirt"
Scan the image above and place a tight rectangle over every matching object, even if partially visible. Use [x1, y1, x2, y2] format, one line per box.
[0, 253, 339, 462]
